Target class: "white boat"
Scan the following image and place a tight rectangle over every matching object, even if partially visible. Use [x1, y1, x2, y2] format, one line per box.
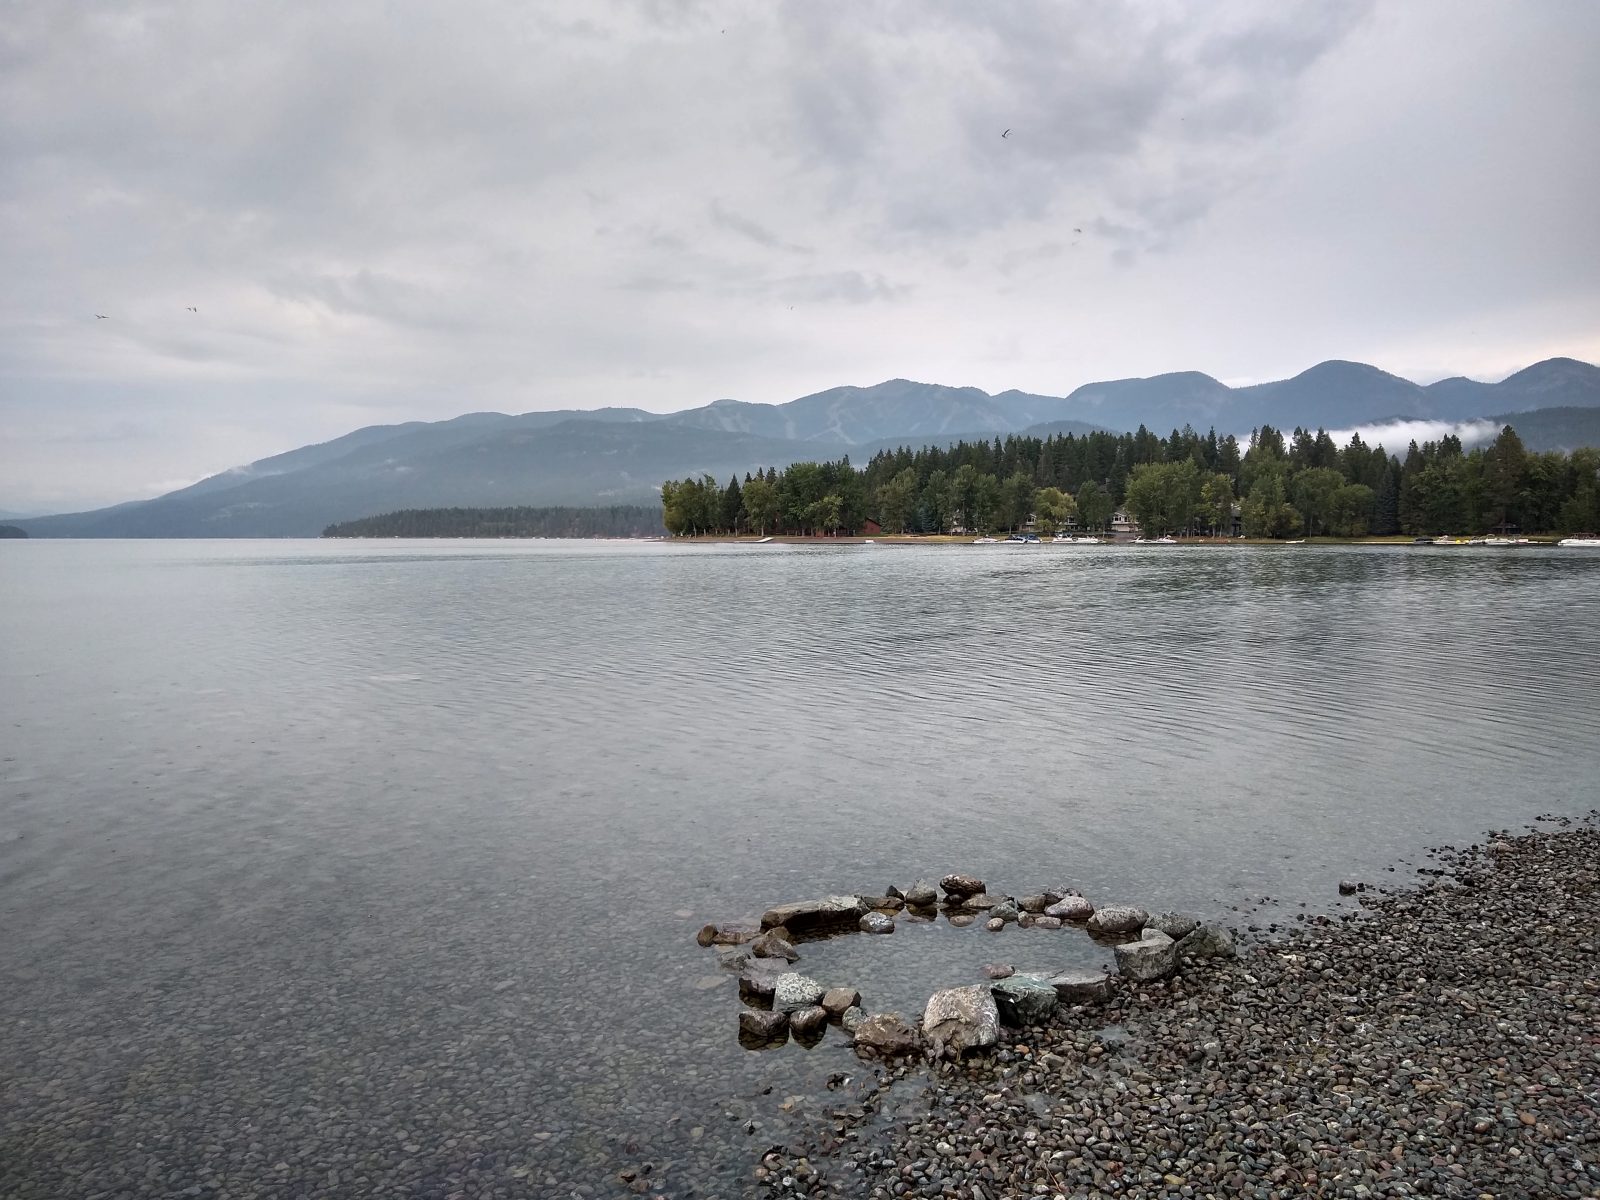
[1433, 536, 1467, 545]
[756, 536, 774, 543]
[1073, 535, 1102, 544]
[1154, 535, 1177, 544]
[1284, 538, 1306, 545]
[972, 536, 998, 544]
[1559, 537, 1600, 547]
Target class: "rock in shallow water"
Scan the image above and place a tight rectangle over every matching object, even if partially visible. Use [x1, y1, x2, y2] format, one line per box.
[1114, 930, 1178, 981]
[840, 1005, 866, 1033]
[750, 932, 799, 961]
[739, 1009, 787, 1040]
[923, 984, 1000, 1054]
[1031, 915, 1063, 929]
[1087, 904, 1149, 936]
[903, 880, 938, 907]
[773, 972, 826, 1011]
[760, 896, 868, 933]
[858, 912, 894, 934]
[939, 874, 985, 899]
[991, 974, 1058, 1025]
[789, 1005, 828, 1035]
[821, 987, 859, 1015]
[1044, 895, 1095, 921]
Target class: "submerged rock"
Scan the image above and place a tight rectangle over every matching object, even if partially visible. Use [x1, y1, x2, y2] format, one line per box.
[983, 963, 1015, 979]
[858, 912, 895, 934]
[1087, 904, 1149, 936]
[1044, 895, 1095, 922]
[1114, 930, 1178, 981]
[851, 1012, 922, 1056]
[956, 892, 1006, 911]
[989, 898, 1020, 922]
[1019, 894, 1052, 913]
[760, 896, 868, 933]
[991, 974, 1058, 1025]
[773, 972, 826, 1011]
[948, 913, 976, 928]
[739, 1009, 787, 1040]
[904, 881, 938, 907]
[737, 959, 789, 999]
[697, 922, 761, 947]
[750, 932, 799, 962]
[1031, 915, 1063, 930]
[923, 984, 1000, 1055]
[985, 917, 1005, 932]
[939, 874, 985, 900]
[789, 1005, 828, 1035]
[1176, 923, 1236, 960]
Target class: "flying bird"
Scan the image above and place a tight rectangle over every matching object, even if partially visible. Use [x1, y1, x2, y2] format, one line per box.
[1073, 227, 1082, 233]
[1001, 129, 1011, 138]
[186, 306, 198, 312]
[95, 314, 108, 319]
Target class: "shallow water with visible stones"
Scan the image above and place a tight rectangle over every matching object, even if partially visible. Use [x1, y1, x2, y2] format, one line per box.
[3, 540, 1599, 1198]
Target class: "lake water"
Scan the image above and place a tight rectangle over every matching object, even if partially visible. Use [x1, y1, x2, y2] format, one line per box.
[3, 540, 1599, 1198]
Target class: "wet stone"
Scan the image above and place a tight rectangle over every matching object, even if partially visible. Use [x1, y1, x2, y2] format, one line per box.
[858, 911, 894, 934]
[939, 873, 985, 899]
[991, 974, 1058, 1025]
[1086, 904, 1149, 935]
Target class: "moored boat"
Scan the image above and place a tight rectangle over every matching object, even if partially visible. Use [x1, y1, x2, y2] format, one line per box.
[1559, 536, 1600, 547]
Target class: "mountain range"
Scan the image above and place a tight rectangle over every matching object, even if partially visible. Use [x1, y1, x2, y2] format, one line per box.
[15, 357, 1600, 538]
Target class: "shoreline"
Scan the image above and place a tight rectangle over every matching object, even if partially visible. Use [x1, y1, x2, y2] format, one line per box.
[750, 818, 1600, 1198]
[671, 534, 1569, 547]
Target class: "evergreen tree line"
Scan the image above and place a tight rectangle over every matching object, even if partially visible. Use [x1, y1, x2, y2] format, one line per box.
[322, 506, 665, 538]
[662, 424, 1600, 537]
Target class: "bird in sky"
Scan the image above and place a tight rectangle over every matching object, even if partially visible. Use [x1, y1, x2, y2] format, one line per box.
[1074, 227, 1082, 233]
[1001, 129, 1011, 138]
[186, 306, 198, 312]
[95, 314, 108, 319]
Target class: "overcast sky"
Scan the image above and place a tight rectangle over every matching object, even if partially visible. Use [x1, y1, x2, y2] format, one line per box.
[3, 1, 1597, 512]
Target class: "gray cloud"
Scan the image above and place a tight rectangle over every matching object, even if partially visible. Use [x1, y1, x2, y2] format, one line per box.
[1, 0, 1596, 510]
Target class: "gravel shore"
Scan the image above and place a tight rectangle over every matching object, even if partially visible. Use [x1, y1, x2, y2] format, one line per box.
[754, 819, 1600, 1199]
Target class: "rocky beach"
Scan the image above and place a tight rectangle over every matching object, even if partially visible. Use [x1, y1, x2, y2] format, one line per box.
[745, 819, 1600, 1200]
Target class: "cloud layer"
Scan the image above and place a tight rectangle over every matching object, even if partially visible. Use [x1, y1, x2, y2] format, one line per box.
[2, 1, 1597, 510]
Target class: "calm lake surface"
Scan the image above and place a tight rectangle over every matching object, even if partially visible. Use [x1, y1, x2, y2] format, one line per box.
[3, 540, 1599, 1198]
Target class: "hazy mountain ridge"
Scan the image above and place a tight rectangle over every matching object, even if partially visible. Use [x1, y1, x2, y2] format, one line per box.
[15, 358, 1598, 537]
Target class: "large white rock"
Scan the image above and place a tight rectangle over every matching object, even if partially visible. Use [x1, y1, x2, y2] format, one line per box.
[773, 972, 826, 1011]
[922, 984, 1000, 1054]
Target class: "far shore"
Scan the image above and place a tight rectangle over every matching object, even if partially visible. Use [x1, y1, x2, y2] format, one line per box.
[672, 533, 1568, 546]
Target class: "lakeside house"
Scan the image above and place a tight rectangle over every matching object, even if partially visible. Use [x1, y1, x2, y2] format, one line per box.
[1111, 509, 1140, 536]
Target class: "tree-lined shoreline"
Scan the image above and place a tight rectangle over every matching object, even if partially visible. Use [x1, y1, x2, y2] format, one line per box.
[663, 423, 1599, 538]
